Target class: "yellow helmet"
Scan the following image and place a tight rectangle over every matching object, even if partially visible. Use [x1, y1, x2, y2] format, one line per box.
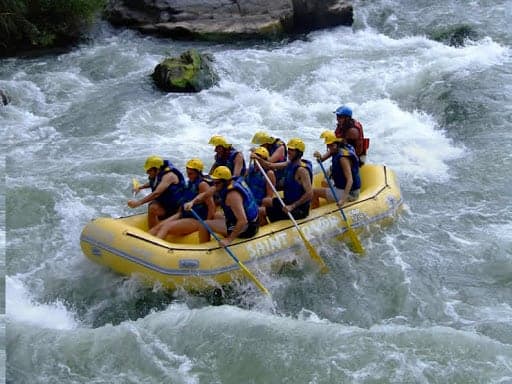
[208, 135, 231, 148]
[287, 138, 305, 153]
[320, 131, 339, 145]
[144, 155, 164, 171]
[186, 158, 204, 172]
[251, 131, 274, 145]
[320, 130, 333, 139]
[210, 166, 232, 180]
[253, 146, 270, 160]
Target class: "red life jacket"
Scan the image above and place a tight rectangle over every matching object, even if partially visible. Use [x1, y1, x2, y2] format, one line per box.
[353, 120, 370, 156]
[336, 119, 369, 157]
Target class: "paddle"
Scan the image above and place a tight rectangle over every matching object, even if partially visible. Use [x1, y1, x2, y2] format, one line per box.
[317, 160, 365, 254]
[254, 160, 329, 273]
[189, 208, 270, 296]
[132, 178, 140, 197]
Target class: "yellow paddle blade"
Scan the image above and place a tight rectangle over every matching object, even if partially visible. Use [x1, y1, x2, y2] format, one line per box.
[336, 221, 365, 255]
[341, 213, 364, 255]
[347, 226, 365, 255]
[298, 229, 329, 273]
[316, 159, 365, 256]
[190, 207, 270, 296]
[253, 158, 329, 273]
[132, 178, 140, 196]
[239, 262, 270, 295]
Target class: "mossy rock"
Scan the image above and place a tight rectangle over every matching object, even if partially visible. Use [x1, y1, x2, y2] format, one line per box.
[151, 49, 219, 92]
[1, 90, 10, 105]
[429, 24, 479, 47]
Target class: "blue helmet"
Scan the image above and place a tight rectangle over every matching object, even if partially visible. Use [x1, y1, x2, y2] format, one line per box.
[334, 105, 352, 117]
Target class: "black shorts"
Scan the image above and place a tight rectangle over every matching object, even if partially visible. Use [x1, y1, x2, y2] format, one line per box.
[181, 204, 208, 220]
[266, 198, 310, 223]
[227, 220, 259, 239]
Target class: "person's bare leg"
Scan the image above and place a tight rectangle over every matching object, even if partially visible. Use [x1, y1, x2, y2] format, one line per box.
[312, 187, 328, 209]
[199, 219, 227, 243]
[149, 217, 167, 235]
[147, 203, 165, 229]
[258, 206, 268, 226]
[156, 218, 200, 239]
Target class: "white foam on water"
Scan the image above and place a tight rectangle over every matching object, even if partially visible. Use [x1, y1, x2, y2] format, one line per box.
[118, 321, 200, 384]
[83, 26, 508, 190]
[488, 222, 512, 244]
[6, 276, 78, 330]
[360, 99, 465, 182]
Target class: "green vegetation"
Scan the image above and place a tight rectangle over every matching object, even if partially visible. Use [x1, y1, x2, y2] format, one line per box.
[0, 0, 106, 57]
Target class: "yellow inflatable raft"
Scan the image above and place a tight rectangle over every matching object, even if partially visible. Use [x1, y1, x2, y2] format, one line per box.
[80, 164, 403, 292]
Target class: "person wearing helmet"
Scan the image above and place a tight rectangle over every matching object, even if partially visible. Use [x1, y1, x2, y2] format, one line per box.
[244, 147, 276, 224]
[251, 131, 287, 189]
[149, 158, 216, 239]
[208, 135, 246, 178]
[334, 105, 369, 165]
[312, 131, 361, 208]
[252, 137, 313, 222]
[251, 131, 287, 164]
[185, 165, 259, 245]
[128, 156, 186, 229]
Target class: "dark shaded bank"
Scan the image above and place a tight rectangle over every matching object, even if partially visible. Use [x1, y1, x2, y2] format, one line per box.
[1, 0, 354, 57]
[0, 0, 106, 57]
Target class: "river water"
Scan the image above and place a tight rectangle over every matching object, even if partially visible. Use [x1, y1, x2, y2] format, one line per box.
[2, 0, 512, 383]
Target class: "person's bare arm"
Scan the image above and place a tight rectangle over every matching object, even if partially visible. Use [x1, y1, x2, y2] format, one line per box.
[265, 170, 277, 198]
[268, 144, 285, 163]
[233, 152, 245, 177]
[200, 180, 217, 219]
[183, 184, 216, 211]
[251, 154, 288, 170]
[345, 127, 363, 155]
[313, 150, 332, 162]
[128, 172, 177, 208]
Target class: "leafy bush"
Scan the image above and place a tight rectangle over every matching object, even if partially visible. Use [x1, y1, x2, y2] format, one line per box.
[0, 0, 106, 56]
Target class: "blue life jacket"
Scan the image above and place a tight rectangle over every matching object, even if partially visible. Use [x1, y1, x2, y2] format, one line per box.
[181, 176, 209, 220]
[214, 148, 246, 176]
[331, 144, 361, 191]
[245, 165, 266, 205]
[283, 159, 313, 207]
[219, 178, 259, 229]
[150, 160, 186, 214]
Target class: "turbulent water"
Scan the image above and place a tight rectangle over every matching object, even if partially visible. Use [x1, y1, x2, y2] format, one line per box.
[2, 0, 512, 383]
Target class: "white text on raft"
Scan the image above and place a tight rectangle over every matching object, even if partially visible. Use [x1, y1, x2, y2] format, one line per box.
[245, 214, 341, 258]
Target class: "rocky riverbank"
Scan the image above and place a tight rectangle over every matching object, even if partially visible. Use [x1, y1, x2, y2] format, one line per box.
[106, 0, 353, 41]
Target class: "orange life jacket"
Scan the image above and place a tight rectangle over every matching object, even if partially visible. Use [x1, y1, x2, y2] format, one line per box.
[353, 120, 370, 156]
[336, 119, 369, 157]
